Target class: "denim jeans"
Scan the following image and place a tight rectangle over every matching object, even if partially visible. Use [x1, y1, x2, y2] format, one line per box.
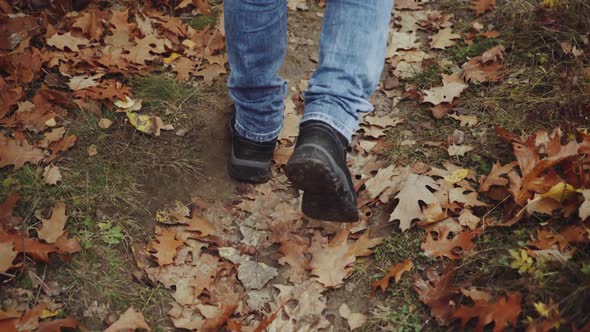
[224, 0, 394, 143]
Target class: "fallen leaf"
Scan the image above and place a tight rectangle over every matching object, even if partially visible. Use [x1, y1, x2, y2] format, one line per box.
[148, 227, 183, 266]
[278, 235, 310, 283]
[448, 114, 478, 127]
[430, 28, 461, 49]
[479, 161, 518, 192]
[37, 201, 67, 243]
[87, 144, 97, 156]
[372, 260, 414, 291]
[414, 263, 458, 325]
[443, 168, 469, 184]
[422, 220, 482, 259]
[0, 134, 45, 169]
[46, 32, 90, 52]
[310, 229, 383, 288]
[67, 74, 103, 91]
[98, 118, 113, 129]
[42, 165, 62, 185]
[470, 0, 496, 16]
[447, 144, 474, 156]
[104, 307, 151, 332]
[338, 303, 367, 331]
[579, 190, 590, 220]
[126, 112, 174, 136]
[452, 292, 522, 332]
[388, 170, 439, 231]
[219, 247, 277, 289]
[458, 209, 481, 230]
[395, 0, 423, 10]
[0, 192, 22, 230]
[422, 81, 468, 105]
[0, 240, 18, 272]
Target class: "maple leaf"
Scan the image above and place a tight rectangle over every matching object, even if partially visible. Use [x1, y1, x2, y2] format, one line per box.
[414, 263, 458, 325]
[46, 32, 90, 52]
[0, 192, 22, 230]
[0, 134, 45, 169]
[372, 260, 414, 291]
[470, 0, 496, 16]
[148, 227, 183, 266]
[452, 292, 522, 332]
[310, 229, 383, 288]
[37, 201, 67, 243]
[388, 170, 439, 231]
[430, 28, 461, 49]
[422, 220, 482, 259]
[104, 307, 151, 332]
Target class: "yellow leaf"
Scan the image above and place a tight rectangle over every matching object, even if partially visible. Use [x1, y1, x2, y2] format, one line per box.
[126, 112, 173, 137]
[534, 302, 550, 318]
[443, 168, 469, 184]
[164, 52, 182, 64]
[40, 309, 62, 319]
[540, 182, 581, 202]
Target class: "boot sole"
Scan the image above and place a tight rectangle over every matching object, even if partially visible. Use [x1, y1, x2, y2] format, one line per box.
[228, 148, 271, 183]
[286, 144, 359, 222]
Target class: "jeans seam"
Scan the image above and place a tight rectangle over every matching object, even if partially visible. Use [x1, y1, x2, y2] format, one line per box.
[235, 118, 282, 142]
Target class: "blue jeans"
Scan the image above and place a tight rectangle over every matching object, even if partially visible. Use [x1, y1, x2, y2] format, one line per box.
[225, 0, 394, 143]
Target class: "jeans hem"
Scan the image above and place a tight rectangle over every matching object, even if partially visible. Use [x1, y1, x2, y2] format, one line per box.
[235, 118, 282, 142]
[301, 112, 355, 143]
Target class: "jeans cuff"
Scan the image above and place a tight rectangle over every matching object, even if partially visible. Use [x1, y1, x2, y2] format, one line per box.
[234, 118, 282, 142]
[301, 112, 355, 144]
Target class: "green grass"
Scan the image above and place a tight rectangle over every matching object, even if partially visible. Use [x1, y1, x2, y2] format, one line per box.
[449, 37, 501, 64]
[189, 15, 217, 30]
[405, 65, 443, 90]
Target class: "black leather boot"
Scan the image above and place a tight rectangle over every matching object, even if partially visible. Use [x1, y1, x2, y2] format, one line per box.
[228, 116, 276, 183]
[286, 121, 359, 222]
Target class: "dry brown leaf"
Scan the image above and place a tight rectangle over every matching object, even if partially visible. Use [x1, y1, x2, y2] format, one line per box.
[0, 134, 45, 169]
[421, 81, 467, 105]
[470, 0, 496, 16]
[371, 260, 414, 291]
[458, 209, 480, 230]
[338, 303, 367, 330]
[0, 192, 22, 230]
[388, 170, 439, 231]
[430, 28, 461, 49]
[414, 263, 458, 325]
[447, 144, 473, 156]
[310, 229, 383, 288]
[37, 201, 67, 243]
[452, 293, 521, 332]
[395, 0, 423, 10]
[422, 219, 482, 259]
[148, 227, 183, 266]
[46, 32, 90, 52]
[387, 31, 420, 57]
[278, 235, 310, 284]
[479, 161, 518, 192]
[0, 240, 18, 272]
[104, 307, 151, 332]
[448, 114, 478, 127]
[42, 165, 62, 185]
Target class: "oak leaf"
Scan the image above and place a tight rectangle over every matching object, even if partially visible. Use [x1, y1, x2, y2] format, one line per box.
[0, 240, 18, 272]
[104, 307, 151, 332]
[430, 28, 461, 49]
[37, 201, 67, 243]
[310, 229, 383, 288]
[421, 81, 467, 105]
[148, 227, 183, 266]
[0, 230, 80, 263]
[46, 32, 90, 52]
[470, 0, 496, 16]
[479, 161, 518, 192]
[0, 134, 45, 169]
[414, 263, 458, 325]
[372, 260, 413, 291]
[278, 235, 310, 283]
[395, 0, 423, 10]
[338, 303, 367, 331]
[0, 192, 22, 230]
[42, 164, 61, 186]
[451, 292, 522, 332]
[388, 170, 439, 231]
[422, 221, 482, 259]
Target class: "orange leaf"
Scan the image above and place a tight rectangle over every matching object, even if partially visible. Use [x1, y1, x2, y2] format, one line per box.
[421, 220, 482, 260]
[104, 307, 151, 332]
[452, 293, 522, 332]
[414, 263, 458, 325]
[372, 260, 413, 292]
[0, 192, 22, 230]
[37, 201, 67, 243]
[470, 0, 496, 16]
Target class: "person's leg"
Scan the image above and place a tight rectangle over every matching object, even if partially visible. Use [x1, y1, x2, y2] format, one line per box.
[303, 0, 394, 141]
[224, 0, 288, 182]
[286, 0, 393, 221]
